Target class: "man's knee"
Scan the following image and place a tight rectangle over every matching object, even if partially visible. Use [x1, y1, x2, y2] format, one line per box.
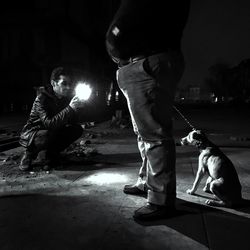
[32, 130, 49, 151]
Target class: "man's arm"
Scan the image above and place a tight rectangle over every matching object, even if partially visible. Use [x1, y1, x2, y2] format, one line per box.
[34, 95, 76, 129]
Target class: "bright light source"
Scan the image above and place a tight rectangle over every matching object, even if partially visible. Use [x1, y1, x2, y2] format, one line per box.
[85, 173, 129, 185]
[75, 82, 92, 100]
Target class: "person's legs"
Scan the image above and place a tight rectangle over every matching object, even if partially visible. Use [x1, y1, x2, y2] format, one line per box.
[117, 51, 184, 219]
[124, 135, 148, 194]
[19, 130, 49, 171]
[19, 125, 83, 171]
[19, 148, 38, 171]
[46, 124, 83, 154]
[45, 124, 83, 169]
[136, 136, 148, 189]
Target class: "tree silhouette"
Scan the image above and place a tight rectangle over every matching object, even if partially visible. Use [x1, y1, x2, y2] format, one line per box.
[205, 60, 250, 102]
[205, 62, 230, 101]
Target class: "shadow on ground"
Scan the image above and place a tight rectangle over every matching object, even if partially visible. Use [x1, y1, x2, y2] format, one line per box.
[1, 193, 250, 250]
[135, 198, 250, 249]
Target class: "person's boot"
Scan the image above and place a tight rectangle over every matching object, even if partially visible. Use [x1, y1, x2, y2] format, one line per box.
[42, 151, 61, 171]
[123, 184, 147, 196]
[133, 202, 176, 221]
[19, 150, 34, 171]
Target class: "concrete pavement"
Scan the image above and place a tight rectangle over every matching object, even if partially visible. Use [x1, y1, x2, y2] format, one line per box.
[0, 122, 250, 250]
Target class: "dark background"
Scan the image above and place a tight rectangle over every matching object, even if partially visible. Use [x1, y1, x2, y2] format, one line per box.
[1, 0, 250, 116]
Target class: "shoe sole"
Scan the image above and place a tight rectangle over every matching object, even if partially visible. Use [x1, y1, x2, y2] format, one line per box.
[123, 190, 147, 196]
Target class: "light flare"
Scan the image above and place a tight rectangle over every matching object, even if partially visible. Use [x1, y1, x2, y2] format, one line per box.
[75, 82, 92, 100]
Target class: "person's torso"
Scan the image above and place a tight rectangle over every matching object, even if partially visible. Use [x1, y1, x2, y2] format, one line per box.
[24, 89, 70, 130]
[106, 0, 191, 61]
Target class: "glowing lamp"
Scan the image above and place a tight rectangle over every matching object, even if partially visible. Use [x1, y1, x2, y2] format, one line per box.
[75, 82, 92, 101]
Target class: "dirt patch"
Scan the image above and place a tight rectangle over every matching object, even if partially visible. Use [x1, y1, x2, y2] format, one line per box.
[0, 121, 134, 181]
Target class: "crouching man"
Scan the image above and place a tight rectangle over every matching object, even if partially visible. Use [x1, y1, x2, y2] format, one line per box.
[19, 66, 85, 171]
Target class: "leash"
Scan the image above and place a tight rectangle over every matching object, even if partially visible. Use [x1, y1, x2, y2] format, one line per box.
[173, 105, 196, 131]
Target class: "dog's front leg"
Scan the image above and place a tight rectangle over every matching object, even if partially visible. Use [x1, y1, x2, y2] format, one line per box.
[203, 176, 212, 193]
[187, 159, 205, 195]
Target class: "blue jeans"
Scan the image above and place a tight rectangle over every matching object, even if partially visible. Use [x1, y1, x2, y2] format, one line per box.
[116, 50, 185, 206]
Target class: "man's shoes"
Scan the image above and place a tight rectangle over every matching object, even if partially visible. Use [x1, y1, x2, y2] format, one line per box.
[123, 184, 147, 195]
[42, 163, 52, 171]
[42, 160, 58, 171]
[19, 151, 35, 171]
[42, 152, 61, 171]
[133, 203, 176, 221]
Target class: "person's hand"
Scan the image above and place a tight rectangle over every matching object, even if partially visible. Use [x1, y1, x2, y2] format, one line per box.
[69, 96, 85, 111]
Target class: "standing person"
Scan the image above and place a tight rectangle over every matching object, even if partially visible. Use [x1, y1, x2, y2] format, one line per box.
[106, 0, 190, 220]
[19, 67, 85, 171]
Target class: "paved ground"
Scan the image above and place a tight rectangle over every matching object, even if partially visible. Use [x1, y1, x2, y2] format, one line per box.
[0, 107, 250, 250]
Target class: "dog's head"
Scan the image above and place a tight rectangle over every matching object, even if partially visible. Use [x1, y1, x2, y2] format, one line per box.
[180, 130, 207, 147]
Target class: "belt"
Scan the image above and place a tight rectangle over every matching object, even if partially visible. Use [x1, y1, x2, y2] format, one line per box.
[118, 55, 147, 67]
[118, 50, 166, 68]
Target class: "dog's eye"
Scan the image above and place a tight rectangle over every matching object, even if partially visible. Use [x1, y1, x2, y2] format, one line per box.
[193, 133, 200, 140]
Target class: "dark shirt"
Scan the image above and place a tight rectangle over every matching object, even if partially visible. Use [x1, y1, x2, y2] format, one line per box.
[106, 0, 190, 62]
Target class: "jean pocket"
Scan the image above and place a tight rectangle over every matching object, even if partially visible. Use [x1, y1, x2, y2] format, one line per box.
[142, 55, 161, 78]
[142, 58, 152, 77]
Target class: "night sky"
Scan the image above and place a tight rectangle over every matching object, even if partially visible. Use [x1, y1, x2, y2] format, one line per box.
[181, 0, 250, 87]
[2, 0, 250, 101]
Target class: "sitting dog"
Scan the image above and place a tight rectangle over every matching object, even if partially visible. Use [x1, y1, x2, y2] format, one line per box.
[181, 130, 242, 207]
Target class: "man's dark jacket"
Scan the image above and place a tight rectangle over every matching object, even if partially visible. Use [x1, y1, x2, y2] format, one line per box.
[19, 86, 77, 148]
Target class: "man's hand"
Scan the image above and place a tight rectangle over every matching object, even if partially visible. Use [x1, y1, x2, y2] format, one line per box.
[69, 96, 85, 111]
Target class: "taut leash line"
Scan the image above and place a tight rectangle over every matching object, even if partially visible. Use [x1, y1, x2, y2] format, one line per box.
[173, 105, 196, 131]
